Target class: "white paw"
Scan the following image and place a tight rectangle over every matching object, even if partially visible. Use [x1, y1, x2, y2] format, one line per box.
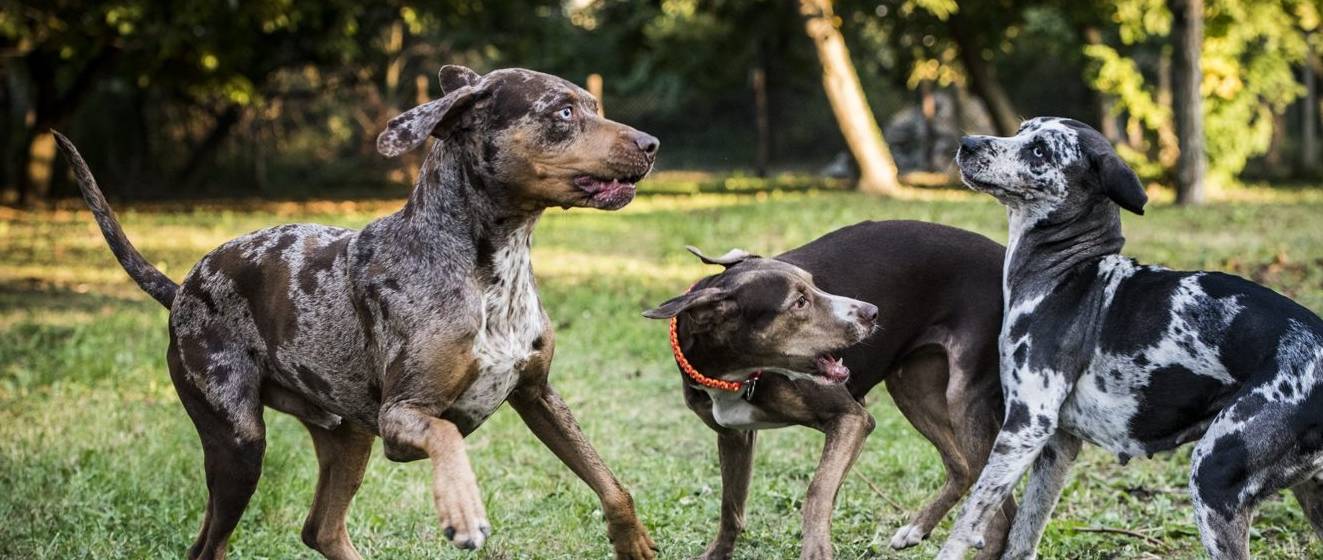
[889, 524, 927, 550]
[936, 531, 982, 560]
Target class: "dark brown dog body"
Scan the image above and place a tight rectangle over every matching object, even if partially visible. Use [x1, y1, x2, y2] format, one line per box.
[55, 66, 659, 560]
[648, 220, 1014, 559]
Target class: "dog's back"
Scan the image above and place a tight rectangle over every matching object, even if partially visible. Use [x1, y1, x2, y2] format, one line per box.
[1063, 256, 1323, 457]
[778, 220, 1005, 396]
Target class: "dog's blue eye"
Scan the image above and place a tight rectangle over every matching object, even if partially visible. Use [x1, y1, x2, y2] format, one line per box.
[557, 106, 573, 121]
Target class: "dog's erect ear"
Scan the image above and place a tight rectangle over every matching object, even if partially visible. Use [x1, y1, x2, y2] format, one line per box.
[376, 83, 479, 158]
[642, 287, 726, 320]
[439, 65, 480, 94]
[1095, 151, 1147, 215]
[687, 246, 756, 268]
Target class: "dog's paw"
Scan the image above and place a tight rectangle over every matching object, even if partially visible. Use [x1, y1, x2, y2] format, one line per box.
[889, 523, 928, 550]
[609, 523, 657, 559]
[798, 540, 833, 560]
[935, 530, 983, 560]
[443, 519, 491, 550]
[695, 541, 735, 560]
[432, 473, 490, 551]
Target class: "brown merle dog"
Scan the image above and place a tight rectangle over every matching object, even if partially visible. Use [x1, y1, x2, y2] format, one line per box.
[53, 65, 659, 560]
[644, 221, 1015, 560]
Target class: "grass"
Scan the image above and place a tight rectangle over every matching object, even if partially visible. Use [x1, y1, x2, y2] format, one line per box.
[2, 183, 1322, 559]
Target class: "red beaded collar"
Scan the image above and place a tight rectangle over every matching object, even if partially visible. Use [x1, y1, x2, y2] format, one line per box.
[668, 314, 762, 394]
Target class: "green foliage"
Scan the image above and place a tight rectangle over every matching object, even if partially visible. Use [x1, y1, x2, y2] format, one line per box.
[2, 187, 1322, 557]
[1083, 0, 1316, 182]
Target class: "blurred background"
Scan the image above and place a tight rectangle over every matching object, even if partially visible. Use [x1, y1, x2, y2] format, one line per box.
[5, 3, 1323, 557]
[4, 0, 1321, 205]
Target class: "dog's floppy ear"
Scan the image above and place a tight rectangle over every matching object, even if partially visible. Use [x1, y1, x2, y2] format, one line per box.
[439, 65, 480, 94]
[687, 246, 756, 268]
[1095, 151, 1147, 215]
[642, 287, 726, 320]
[376, 80, 480, 158]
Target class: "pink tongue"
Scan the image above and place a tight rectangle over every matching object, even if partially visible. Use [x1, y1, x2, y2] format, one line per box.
[816, 355, 849, 382]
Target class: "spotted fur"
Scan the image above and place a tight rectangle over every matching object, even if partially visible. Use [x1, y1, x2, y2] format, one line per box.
[55, 66, 660, 560]
[939, 117, 1323, 560]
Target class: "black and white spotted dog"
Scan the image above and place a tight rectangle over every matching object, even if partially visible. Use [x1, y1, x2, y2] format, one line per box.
[936, 117, 1323, 559]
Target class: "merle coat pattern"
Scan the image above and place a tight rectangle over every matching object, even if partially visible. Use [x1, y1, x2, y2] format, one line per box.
[935, 117, 1323, 560]
[54, 65, 660, 560]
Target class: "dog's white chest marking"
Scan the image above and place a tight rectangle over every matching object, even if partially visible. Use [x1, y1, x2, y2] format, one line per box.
[451, 223, 544, 428]
[707, 389, 790, 430]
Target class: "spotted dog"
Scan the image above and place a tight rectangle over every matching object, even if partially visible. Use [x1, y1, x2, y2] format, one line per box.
[937, 117, 1323, 560]
[53, 65, 660, 560]
[645, 221, 1015, 560]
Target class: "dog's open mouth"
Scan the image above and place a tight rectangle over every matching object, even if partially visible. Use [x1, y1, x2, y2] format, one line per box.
[573, 174, 643, 209]
[814, 354, 850, 384]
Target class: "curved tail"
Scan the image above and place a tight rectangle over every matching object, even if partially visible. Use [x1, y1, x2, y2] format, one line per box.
[52, 131, 178, 308]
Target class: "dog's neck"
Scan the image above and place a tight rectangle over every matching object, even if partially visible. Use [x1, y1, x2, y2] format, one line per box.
[394, 142, 543, 278]
[1003, 199, 1126, 303]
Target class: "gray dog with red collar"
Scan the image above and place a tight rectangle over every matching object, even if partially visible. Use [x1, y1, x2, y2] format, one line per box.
[645, 220, 1015, 559]
[55, 65, 659, 560]
[939, 117, 1323, 559]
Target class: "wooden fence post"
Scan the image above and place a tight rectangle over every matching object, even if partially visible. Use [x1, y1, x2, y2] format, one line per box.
[587, 73, 604, 117]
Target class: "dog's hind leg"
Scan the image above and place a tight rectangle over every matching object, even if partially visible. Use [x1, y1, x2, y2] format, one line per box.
[947, 350, 1017, 560]
[1002, 431, 1080, 560]
[168, 332, 267, 560]
[300, 421, 374, 560]
[1292, 472, 1323, 539]
[1190, 398, 1323, 560]
[885, 351, 972, 551]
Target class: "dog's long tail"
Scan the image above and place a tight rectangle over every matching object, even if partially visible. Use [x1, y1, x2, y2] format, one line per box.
[53, 131, 178, 308]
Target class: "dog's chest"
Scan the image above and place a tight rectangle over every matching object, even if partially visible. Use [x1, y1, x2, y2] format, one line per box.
[1059, 354, 1149, 455]
[449, 225, 545, 431]
[708, 390, 790, 430]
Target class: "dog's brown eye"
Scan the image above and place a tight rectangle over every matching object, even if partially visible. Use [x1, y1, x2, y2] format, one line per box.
[1033, 147, 1044, 158]
[557, 106, 573, 121]
[793, 295, 809, 309]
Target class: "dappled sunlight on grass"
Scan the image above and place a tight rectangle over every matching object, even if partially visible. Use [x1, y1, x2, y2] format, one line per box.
[2, 188, 1321, 558]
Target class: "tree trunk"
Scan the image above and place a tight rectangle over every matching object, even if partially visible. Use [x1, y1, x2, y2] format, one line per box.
[1168, 0, 1207, 205]
[948, 12, 1019, 136]
[800, 0, 899, 195]
[15, 47, 118, 206]
[1081, 26, 1122, 142]
[751, 65, 770, 177]
[1155, 50, 1180, 167]
[174, 105, 242, 191]
[20, 130, 56, 207]
[1303, 58, 1317, 173]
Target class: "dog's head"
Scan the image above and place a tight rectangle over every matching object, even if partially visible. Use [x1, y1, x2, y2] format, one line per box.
[643, 247, 878, 385]
[377, 65, 659, 210]
[956, 117, 1147, 219]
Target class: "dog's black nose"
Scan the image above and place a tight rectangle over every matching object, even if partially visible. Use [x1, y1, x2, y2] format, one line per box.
[632, 132, 660, 157]
[858, 303, 878, 324]
[959, 136, 985, 154]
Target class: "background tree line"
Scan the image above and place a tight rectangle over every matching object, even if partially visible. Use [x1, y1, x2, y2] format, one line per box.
[3, 0, 1321, 206]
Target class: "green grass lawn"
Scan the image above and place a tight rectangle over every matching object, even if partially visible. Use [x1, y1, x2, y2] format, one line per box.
[2, 184, 1323, 559]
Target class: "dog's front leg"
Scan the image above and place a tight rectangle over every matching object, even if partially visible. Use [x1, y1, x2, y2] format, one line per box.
[378, 345, 491, 551]
[1002, 430, 1081, 559]
[508, 382, 657, 560]
[379, 405, 490, 549]
[699, 428, 758, 560]
[937, 376, 1072, 560]
[800, 412, 875, 560]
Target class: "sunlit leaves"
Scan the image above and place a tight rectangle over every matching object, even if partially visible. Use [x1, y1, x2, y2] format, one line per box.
[1087, 0, 1313, 182]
